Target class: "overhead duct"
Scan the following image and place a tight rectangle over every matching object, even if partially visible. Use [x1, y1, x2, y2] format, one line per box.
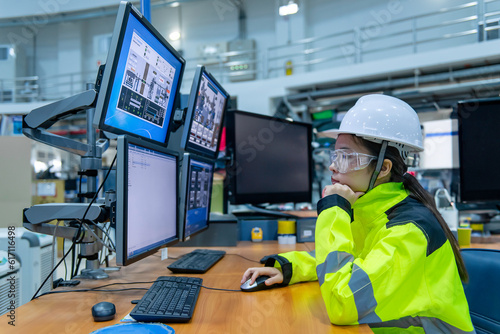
[285, 63, 500, 110]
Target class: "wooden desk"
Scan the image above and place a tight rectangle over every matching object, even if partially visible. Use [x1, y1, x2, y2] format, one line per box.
[3, 242, 372, 334]
[463, 242, 500, 250]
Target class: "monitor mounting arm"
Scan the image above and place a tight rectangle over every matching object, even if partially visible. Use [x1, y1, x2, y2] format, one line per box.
[22, 89, 108, 159]
[23, 202, 109, 258]
[22, 76, 114, 280]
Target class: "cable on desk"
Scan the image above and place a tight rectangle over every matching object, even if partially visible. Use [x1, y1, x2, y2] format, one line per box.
[36, 287, 149, 298]
[165, 251, 260, 264]
[201, 286, 241, 292]
[34, 280, 157, 299]
[33, 278, 244, 299]
[153, 277, 241, 292]
[164, 251, 260, 263]
[31, 222, 84, 301]
[225, 253, 260, 263]
[303, 242, 314, 253]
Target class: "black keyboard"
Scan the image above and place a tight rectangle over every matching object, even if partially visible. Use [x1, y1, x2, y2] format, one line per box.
[130, 276, 202, 323]
[167, 249, 226, 273]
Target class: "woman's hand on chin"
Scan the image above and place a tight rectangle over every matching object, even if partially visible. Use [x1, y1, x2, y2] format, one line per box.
[322, 183, 364, 206]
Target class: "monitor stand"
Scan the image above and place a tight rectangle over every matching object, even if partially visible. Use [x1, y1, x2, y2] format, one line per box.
[22, 82, 113, 281]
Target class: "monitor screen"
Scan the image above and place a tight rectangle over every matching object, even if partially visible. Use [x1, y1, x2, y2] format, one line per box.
[116, 135, 179, 266]
[181, 66, 229, 159]
[457, 98, 500, 205]
[94, 2, 185, 146]
[225, 110, 313, 205]
[179, 153, 214, 241]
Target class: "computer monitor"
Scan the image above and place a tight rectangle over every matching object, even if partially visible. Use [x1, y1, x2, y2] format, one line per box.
[179, 153, 215, 241]
[456, 98, 500, 208]
[181, 65, 229, 159]
[115, 135, 179, 266]
[225, 110, 313, 205]
[94, 1, 185, 146]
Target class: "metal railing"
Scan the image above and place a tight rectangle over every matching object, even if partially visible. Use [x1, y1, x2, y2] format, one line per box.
[1, 0, 499, 103]
[35, 70, 99, 101]
[266, 0, 500, 77]
[0, 76, 39, 103]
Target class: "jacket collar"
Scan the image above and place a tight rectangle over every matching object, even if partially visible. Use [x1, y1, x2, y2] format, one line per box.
[352, 182, 408, 226]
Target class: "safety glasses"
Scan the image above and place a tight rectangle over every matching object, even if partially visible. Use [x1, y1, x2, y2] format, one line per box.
[330, 149, 377, 174]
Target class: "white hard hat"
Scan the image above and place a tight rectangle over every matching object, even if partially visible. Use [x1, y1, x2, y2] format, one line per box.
[322, 94, 424, 154]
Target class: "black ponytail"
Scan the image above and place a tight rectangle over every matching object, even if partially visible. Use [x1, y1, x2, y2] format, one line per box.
[400, 173, 468, 283]
[356, 137, 468, 283]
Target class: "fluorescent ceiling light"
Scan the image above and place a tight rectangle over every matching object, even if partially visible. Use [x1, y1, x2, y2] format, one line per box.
[279, 1, 299, 16]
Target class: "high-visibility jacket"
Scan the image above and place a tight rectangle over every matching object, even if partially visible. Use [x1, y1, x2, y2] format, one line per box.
[265, 182, 475, 333]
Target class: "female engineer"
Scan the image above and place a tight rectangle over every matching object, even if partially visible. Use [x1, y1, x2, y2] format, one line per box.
[241, 94, 474, 333]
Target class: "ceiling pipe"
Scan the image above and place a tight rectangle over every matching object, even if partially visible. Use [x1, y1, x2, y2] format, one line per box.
[285, 63, 500, 105]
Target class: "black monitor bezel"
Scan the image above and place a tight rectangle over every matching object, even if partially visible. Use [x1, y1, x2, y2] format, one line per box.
[225, 109, 313, 205]
[93, 1, 185, 147]
[116, 135, 179, 266]
[457, 97, 500, 204]
[181, 65, 229, 159]
[179, 153, 215, 241]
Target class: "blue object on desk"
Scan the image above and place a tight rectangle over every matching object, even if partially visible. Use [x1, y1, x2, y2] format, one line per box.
[91, 323, 175, 334]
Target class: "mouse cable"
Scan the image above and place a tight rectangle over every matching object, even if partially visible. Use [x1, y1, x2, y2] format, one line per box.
[225, 253, 260, 263]
[31, 154, 117, 301]
[149, 278, 241, 292]
[201, 286, 241, 292]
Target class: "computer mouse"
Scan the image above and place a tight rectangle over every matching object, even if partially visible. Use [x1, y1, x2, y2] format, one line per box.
[92, 301, 116, 322]
[240, 275, 276, 292]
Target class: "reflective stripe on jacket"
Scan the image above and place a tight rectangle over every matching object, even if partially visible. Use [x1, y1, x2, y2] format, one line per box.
[267, 182, 475, 333]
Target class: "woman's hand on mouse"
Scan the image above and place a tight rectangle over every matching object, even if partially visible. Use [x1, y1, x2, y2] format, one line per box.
[241, 267, 283, 286]
[322, 183, 364, 206]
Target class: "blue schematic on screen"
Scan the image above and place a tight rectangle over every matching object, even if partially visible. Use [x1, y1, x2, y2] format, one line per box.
[181, 66, 229, 159]
[187, 73, 227, 154]
[103, 12, 183, 144]
[184, 158, 214, 239]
